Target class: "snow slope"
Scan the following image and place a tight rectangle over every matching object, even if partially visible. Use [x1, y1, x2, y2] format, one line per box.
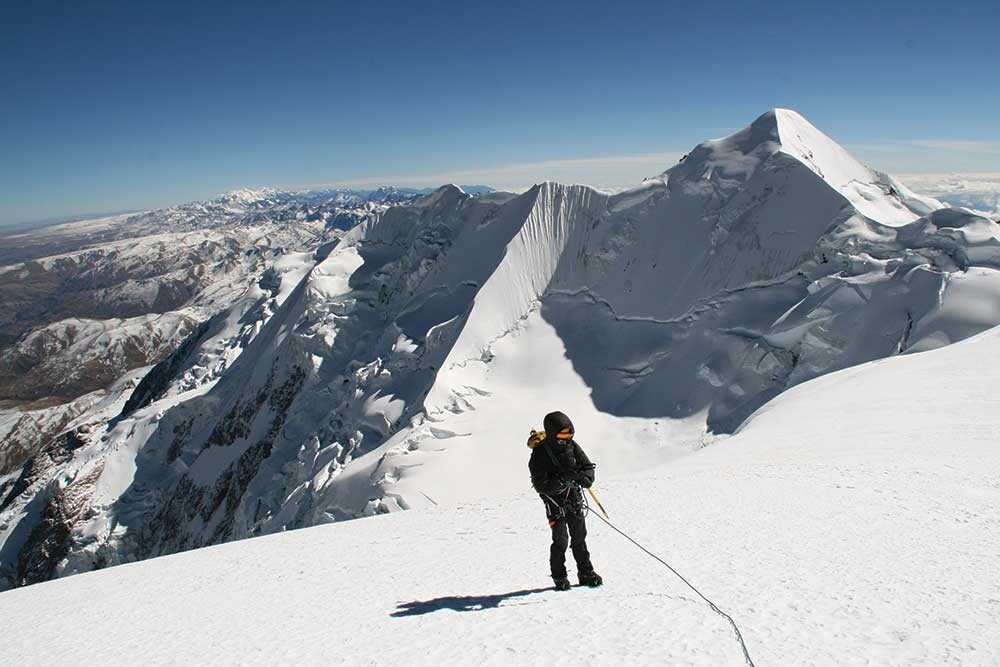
[6, 108, 1000, 593]
[2, 324, 998, 666]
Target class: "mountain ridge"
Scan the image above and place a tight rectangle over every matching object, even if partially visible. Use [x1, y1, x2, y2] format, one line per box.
[2, 109, 998, 590]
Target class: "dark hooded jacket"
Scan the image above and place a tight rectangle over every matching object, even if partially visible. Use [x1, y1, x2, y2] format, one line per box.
[529, 411, 596, 497]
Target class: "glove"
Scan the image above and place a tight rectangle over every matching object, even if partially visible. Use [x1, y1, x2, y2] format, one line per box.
[550, 478, 571, 495]
[575, 473, 592, 488]
[561, 474, 580, 489]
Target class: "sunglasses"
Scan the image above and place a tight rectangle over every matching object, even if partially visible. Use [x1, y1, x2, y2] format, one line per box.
[555, 429, 574, 441]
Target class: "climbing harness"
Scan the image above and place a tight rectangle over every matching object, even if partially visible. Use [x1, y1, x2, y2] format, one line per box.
[580, 488, 756, 667]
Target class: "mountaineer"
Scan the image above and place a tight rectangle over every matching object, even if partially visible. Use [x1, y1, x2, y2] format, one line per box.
[527, 411, 602, 590]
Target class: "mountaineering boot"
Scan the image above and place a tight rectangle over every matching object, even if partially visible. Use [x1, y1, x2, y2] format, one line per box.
[578, 571, 603, 587]
[553, 577, 571, 591]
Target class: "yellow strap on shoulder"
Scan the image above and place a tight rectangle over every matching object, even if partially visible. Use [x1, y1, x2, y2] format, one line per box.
[526, 429, 546, 449]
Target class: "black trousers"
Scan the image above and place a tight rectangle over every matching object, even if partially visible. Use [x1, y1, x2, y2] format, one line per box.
[550, 511, 593, 579]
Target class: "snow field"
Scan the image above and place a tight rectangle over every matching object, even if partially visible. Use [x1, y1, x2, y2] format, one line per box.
[3, 326, 999, 665]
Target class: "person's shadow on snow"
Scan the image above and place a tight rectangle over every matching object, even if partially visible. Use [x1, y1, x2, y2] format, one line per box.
[391, 587, 551, 616]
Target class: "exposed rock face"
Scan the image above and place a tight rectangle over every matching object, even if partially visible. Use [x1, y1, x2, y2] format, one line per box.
[0, 315, 199, 405]
[118, 318, 216, 419]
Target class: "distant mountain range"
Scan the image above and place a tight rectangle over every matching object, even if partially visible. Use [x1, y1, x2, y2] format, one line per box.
[0, 184, 500, 483]
[1, 186, 498, 238]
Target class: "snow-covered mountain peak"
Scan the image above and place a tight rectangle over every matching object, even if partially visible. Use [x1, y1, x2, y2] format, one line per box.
[771, 108, 942, 223]
[664, 109, 782, 189]
[215, 188, 280, 205]
[663, 108, 942, 226]
[414, 184, 469, 208]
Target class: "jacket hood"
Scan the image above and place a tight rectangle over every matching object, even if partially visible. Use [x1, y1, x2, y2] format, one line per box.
[543, 411, 574, 439]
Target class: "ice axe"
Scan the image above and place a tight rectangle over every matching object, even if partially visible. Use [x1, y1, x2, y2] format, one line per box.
[587, 487, 609, 518]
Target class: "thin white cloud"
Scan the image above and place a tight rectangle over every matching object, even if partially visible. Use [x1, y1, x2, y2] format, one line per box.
[848, 140, 1000, 154]
[893, 172, 1000, 216]
[905, 140, 1000, 154]
[308, 151, 684, 192]
[849, 139, 1000, 175]
[303, 138, 997, 194]
[894, 172, 1000, 191]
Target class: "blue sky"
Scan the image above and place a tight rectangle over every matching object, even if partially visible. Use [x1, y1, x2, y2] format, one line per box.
[2, 0, 998, 226]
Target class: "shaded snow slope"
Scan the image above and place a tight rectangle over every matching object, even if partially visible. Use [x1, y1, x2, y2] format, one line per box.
[2, 325, 998, 665]
[4, 109, 999, 591]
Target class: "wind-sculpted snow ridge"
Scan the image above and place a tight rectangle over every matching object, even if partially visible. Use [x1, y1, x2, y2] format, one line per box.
[3, 109, 1000, 591]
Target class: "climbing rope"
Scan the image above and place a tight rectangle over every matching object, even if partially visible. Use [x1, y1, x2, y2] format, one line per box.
[580, 488, 757, 667]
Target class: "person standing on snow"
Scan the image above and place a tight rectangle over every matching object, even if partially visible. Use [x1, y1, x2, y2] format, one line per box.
[528, 411, 603, 591]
